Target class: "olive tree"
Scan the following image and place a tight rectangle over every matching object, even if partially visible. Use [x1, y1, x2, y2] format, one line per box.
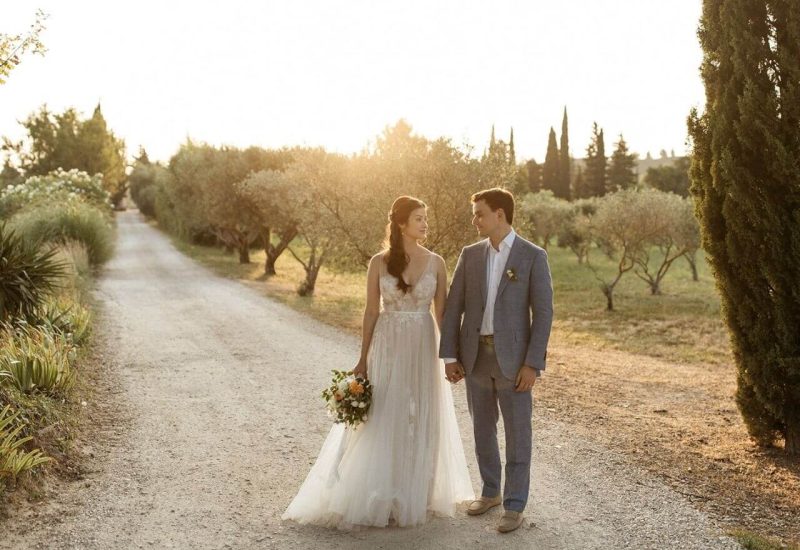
[588, 189, 659, 310]
[518, 190, 572, 251]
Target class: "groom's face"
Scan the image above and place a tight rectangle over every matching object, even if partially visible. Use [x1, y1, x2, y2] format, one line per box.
[471, 200, 501, 237]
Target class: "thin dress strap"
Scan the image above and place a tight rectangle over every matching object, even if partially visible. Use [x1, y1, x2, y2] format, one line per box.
[410, 252, 435, 287]
[424, 252, 435, 277]
[379, 252, 388, 276]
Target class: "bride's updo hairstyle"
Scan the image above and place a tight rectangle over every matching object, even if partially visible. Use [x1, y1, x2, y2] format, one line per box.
[385, 195, 427, 294]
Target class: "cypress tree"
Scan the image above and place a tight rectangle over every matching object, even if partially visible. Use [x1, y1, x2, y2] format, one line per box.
[509, 128, 516, 166]
[597, 128, 606, 192]
[689, 0, 800, 454]
[542, 127, 559, 194]
[525, 159, 541, 192]
[584, 122, 607, 197]
[558, 107, 571, 199]
[571, 166, 585, 199]
[608, 133, 638, 191]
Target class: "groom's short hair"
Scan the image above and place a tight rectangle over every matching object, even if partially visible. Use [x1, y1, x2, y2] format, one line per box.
[471, 188, 515, 224]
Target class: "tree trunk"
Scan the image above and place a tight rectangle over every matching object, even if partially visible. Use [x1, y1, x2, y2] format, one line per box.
[262, 227, 273, 274]
[238, 241, 250, 264]
[265, 228, 297, 276]
[265, 253, 277, 276]
[602, 285, 614, 311]
[298, 264, 321, 296]
[685, 253, 699, 282]
[786, 411, 800, 456]
[650, 280, 661, 295]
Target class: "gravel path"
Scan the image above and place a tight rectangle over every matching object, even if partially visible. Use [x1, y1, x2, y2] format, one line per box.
[1, 210, 741, 549]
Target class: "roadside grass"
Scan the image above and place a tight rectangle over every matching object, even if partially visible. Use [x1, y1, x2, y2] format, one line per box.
[730, 528, 800, 550]
[163, 224, 730, 367]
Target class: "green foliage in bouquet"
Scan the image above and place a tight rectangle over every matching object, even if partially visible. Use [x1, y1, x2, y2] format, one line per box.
[321, 369, 372, 427]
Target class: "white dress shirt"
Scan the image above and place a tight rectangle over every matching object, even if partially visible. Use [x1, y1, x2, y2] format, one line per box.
[443, 229, 516, 365]
[481, 229, 516, 335]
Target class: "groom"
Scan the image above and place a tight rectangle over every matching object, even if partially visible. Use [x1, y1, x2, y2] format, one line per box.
[440, 187, 553, 533]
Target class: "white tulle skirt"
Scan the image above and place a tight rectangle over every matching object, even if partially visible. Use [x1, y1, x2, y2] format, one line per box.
[282, 310, 474, 529]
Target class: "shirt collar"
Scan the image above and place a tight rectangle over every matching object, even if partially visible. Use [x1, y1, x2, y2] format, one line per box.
[489, 228, 516, 252]
[502, 228, 517, 250]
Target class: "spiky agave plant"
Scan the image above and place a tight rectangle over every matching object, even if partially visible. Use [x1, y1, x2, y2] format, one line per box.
[0, 223, 67, 322]
[0, 405, 52, 485]
[0, 324, 75, 395]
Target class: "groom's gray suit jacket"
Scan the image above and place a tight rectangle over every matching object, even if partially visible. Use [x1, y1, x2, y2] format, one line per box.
[440, 235, 554, 380]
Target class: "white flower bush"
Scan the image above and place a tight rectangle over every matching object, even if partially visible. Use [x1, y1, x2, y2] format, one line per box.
[0, 168, 111, 217]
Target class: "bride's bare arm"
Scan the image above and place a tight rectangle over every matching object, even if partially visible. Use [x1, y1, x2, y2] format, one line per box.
[353, 254, 382, 378]
[433, 254, 448, 330]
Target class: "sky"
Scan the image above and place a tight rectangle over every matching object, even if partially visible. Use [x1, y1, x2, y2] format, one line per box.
[1, 1, 706, 164]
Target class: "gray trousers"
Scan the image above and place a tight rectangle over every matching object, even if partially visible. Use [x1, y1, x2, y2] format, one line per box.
[465, 341, 533, 513]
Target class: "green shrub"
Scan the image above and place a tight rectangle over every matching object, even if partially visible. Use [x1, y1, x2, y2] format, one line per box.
[0, 404, 52, 491]
[129, 161, 158, 217]
[0, 224, 68, 322]
[0, 324, 75, 395]
[9, 201, 115, 267]
[32, 295, 91, 347]
[51, 239, 92, 298]
[136, 184, 157, 217]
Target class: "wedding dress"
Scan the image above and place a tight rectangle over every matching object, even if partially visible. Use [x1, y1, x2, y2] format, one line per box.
[282, 254, 474, 529]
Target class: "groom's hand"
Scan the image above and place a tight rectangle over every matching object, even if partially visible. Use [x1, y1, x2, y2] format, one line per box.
[515, 365, 538, 392]
[445, 362, 465, 384]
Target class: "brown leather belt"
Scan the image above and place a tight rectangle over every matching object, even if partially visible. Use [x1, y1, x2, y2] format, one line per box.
[479, 334, 494, 346]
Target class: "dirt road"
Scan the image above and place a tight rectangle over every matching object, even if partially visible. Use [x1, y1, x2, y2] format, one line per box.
[1, 211, 740, 549]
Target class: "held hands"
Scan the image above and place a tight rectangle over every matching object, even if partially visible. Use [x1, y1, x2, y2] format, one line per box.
[515, 365, 538, 392]
[445, 362, 465, 384]
[352, 358, 368, 380]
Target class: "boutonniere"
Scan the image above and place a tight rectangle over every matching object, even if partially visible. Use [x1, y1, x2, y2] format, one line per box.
[506, 268, 517, 281]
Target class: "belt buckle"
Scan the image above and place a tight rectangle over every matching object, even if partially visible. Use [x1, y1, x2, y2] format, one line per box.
[480, 334, 494, 345]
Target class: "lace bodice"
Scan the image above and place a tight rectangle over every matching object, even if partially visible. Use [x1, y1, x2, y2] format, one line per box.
[379, 254, 437, 313]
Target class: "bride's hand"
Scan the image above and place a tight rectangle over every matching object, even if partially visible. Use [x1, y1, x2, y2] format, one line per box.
[352, 359, 368, 380]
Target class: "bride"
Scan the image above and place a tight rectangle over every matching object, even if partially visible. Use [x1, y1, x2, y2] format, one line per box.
[282, 196, 474, 529]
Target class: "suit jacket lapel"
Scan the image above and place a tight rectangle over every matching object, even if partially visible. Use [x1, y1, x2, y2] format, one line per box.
[479, 239, 489, 306]
[496, 237, 523, 299]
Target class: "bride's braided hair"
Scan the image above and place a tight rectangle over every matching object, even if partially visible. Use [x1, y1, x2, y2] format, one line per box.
[385, 196, 427, 294]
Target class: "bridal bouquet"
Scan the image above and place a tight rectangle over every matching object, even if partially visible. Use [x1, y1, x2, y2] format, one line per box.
[321, 369, 372, 427]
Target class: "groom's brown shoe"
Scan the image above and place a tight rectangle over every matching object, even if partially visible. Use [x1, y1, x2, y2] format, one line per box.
[466, 495, 502, 516]
[497, 510, 524, 533]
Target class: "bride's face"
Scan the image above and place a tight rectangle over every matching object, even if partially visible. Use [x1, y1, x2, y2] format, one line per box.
[401, 208, 428, 241]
